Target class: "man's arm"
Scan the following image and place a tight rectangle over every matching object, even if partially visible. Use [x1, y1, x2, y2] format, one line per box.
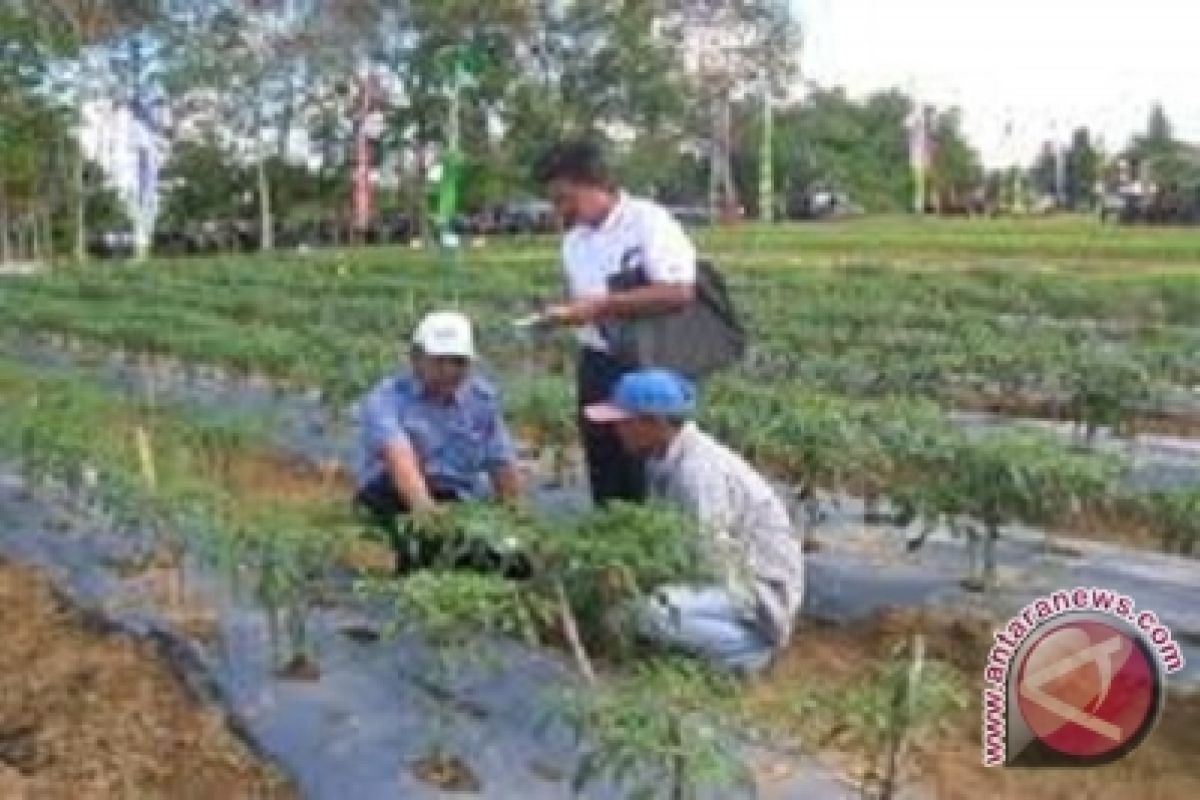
[545, 282, 695, 326]
[548, 203, 696, 326]
[483, 403, 522, 504]
[382, 441, 437, 513]
[362, 385, 438, 514]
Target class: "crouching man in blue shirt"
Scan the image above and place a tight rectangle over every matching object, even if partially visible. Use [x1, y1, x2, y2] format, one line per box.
[355, 310, 524, 574]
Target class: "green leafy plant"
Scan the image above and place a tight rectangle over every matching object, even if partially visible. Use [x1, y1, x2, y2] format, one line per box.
[506, 373, 579, 486]
[549, 658, 744, 800]
[898, 431, 1121, 590]
[1137, 488, 1200, 556]
[238, 504, 357, 678]
[1064, 348, 1156, 442]
[359, 568, 556, 792]
[811, 637, 966, 800]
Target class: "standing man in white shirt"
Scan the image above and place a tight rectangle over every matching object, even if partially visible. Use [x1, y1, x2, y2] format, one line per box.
[534, 140, 698, 505]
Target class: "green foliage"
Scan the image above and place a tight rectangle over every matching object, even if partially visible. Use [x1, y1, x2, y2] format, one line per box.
[363, 569, 553, 648]
[927, 107, 983, 207]
[899, 429, 1120, 529]
[157, 136, 254, 227]
[811, 646, 966, 799]
[1137, 488, 1200, 556]
[6, 233, 1196, 556]
[1129, 104, 1200, 190]
[0, 357, 357, 668]
[551, 658, 743, 800]
[506, 374, 576, 445]
[1065, 347, 1156, 439]
[542, 502, 708, 597]
[754, 88, 914, 212]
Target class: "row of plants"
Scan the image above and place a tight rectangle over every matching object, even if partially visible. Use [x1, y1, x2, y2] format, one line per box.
[703, 376, 1198, 563]
[695, 217, 1200, 265]
[6, 251, 1200, 420]
[2, 311, 1200, 563]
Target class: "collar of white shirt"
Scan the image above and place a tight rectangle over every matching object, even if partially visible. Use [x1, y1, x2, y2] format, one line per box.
[656, 420, 700, 475]
[592, 191, 630, 234]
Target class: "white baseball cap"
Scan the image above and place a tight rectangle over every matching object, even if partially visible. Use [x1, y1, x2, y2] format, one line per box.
[412, 310, 476, 359]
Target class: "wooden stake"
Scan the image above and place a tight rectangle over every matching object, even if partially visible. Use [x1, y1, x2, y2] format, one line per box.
[554, 580, 596, 686]
[135, 425, 157, 491]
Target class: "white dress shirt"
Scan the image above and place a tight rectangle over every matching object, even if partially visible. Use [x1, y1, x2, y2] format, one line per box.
[561, 192, 697, 351]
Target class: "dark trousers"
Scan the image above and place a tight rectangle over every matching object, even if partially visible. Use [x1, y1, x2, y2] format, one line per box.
[577, 347, 646, 506]
[355, 477, 530, 578]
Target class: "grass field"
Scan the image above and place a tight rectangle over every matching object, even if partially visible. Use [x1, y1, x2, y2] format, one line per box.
[694, 215, 1200, 267]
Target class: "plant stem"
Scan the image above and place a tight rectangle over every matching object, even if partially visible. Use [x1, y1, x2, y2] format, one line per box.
[880, 634, 925, 800]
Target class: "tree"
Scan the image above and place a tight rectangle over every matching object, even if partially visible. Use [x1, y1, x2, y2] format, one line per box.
[167, 0, 342, 251]
[1029, 142, 1057, 199]
[669, 0, 801, 219]
[0, 4, 55, 262]
[1064, 127, 1100, 209]
[158, 135, 249, 229]
[367, 0, 530, 232]
[1143, 103, 1173, 149]
[743, 87, 913, 214]
[926, 107, 982, 211]
[1127, 104, 1200, 191]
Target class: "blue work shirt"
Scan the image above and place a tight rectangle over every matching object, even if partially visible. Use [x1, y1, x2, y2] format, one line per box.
[355, 372, 518, 499]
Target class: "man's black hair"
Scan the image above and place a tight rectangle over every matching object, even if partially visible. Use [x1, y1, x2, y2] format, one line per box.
[533, 140, 616, 189]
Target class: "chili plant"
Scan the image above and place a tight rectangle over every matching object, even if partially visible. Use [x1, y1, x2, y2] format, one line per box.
[549, 658, 744, 800]
[360, 568, 556, 792]
[898, 431, 1121, 591]
[236, 503, 357, 678]
[809, 638, 966, 800]
[1137, 487, 1200, 556]
[1064, 348, 1155, 442]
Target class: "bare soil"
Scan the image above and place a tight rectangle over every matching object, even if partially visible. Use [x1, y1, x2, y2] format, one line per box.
[747, 608, 1200, 800]
[410, 753, 481, 793]
[213, 447, 350, 504]
[0, 557, 294, 800]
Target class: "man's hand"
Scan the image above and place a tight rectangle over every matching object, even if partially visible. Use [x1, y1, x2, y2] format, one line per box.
[383, 441, 436, 511]
[544, 297, 607, 327]
[410, 503, 451, 535]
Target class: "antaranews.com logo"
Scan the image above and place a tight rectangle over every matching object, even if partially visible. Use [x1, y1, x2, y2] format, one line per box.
[981, 586, 1186, 767]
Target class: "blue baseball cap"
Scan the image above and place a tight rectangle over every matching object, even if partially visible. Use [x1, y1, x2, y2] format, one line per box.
[585, 369, 697, 423]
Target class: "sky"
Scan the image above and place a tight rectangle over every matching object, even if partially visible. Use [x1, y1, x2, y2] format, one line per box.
[795, 0, 1200, 166]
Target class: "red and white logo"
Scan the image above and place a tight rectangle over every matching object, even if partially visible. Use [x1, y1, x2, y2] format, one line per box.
[1015, 618, 1160, 763]
[980, 589, 1182, 768]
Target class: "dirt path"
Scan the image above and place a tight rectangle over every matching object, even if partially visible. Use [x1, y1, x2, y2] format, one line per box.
[0, 557, 294, 800]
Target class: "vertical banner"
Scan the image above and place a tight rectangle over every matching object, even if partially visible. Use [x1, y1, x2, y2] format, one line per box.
[353, 69, 374, 234]
[759, 71, 774, 223]
[907, 105, 931, 215]
[125, 37, 161, 260]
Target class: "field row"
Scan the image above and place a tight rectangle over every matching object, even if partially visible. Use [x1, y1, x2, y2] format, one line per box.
[5, 250, 1200, 429]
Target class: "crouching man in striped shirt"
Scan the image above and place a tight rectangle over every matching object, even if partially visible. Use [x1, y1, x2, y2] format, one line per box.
[585, 369, 804, 674]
